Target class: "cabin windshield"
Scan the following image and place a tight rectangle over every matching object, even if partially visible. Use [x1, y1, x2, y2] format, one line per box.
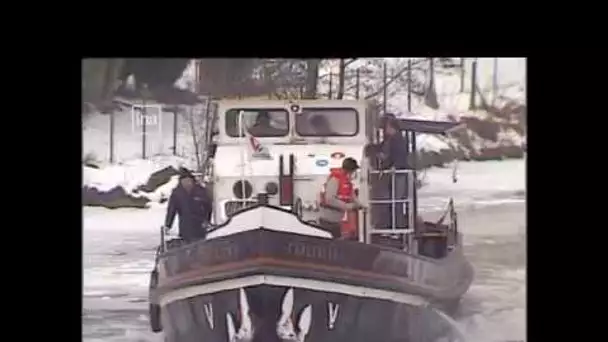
[295, 108, 359, 137]
[225, 108, 289, 137]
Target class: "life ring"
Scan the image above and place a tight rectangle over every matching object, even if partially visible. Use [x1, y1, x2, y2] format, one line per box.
[331, 152, 345, 159]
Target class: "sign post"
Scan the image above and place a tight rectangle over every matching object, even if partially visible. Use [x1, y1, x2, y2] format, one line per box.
[131, 104, 163, 159]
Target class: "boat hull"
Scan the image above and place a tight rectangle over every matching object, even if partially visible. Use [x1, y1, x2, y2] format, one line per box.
[152, 205, 472, 341]
[160, 282, 457, 342]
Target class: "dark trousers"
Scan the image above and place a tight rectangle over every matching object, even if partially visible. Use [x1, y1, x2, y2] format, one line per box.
[179, 221, 208, 242]
[319, 219, 341, 239]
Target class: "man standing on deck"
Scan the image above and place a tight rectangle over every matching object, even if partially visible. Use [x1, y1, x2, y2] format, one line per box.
[377, 116, 410, 229]
[318, 157, 365, 239]
[163, 169, 213, 242]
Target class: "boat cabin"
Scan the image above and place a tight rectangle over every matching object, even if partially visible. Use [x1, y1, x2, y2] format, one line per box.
[207, 99, 463, 257]
[210, 99, 367, 222]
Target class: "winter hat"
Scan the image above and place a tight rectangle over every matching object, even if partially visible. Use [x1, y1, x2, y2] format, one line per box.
[178, 168, 195, 180]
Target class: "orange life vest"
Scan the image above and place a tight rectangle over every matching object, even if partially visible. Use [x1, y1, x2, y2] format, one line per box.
[320, 168, 359, 239]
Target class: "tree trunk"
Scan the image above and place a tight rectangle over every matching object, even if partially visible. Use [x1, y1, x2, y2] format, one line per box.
[197, 59, 261, 98]
[469, 59, 478, 110]
[303, 59, 320, 99]
[424, 58, 440, 109]
[82, 58, 124, 112]
[101, 59, 124, 103]
[337, 59, 346, 99]
[82, 58, 107, 105]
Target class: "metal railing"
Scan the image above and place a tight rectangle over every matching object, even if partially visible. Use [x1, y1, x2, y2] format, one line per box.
[216, 199, 259, 223]
[366, 168, 416, 251]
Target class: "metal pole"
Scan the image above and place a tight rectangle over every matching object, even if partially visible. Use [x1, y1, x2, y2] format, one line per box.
[492, 57, 499, 104]
[195, 59, 201, 94]
[408, 168, 414, 241]
[391, 168, 396, 231]
[469, 59, 477, 110]
[460, 58, 465, 93]
[411, 131, 418, 237]
[238, 111, 246, 206]
[141, 85, 148, 159]
[205, 100, 212, 146]
[328, 72, 333, 99]
[407, 59, 412, 113]
[160, 226, 167, 253]
[355, 68, 360, 100]
[172, 107, 178, 155]
[383, 62, 388, 114]
[109, 109, 115, 163]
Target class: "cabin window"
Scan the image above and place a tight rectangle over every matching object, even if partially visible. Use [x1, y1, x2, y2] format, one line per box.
[295, 108, 359, 137]
[225, 108, 289, 137]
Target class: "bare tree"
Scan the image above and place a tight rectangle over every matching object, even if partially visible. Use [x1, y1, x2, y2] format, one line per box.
[182, 99, 217, 172]
[186, 106, 202, 170]
[360, 59, 426, 100]
[82, 58, 124, 113]
[303, 59, 320, 99]
[197, 59, 264, 98]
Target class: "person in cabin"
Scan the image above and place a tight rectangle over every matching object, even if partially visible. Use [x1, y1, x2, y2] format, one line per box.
[163, 169, 213, 242]
[377, 116, 410, 229]
[310, 115, 336, 136]
[318, 157, 365, 240]
[248, 111, 284, 136]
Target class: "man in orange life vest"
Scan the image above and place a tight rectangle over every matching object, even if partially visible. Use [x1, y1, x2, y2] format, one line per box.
[318, 157, 365, 239]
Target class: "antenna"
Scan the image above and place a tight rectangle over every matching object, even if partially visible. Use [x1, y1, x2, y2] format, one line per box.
[238, 110, 246, 204]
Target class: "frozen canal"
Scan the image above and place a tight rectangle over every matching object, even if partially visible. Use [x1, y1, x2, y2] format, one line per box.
[82, 159, 526, 342]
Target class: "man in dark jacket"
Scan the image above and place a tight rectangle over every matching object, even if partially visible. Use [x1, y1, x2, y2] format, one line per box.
[163, 169, 213, 242]
[379, 116, 409, 170]
[378, 116, 410, 229]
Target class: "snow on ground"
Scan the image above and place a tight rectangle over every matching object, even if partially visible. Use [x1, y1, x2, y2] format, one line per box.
[82, 104, 200, 195]
[82, 106, 198, 164]
[82, 155, 188, 202]
[83, 156, 186, 192]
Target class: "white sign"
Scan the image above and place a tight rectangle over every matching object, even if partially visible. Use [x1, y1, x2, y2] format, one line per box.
[131, 104, 163, 135]
[204, 303, 214, 329]
[328, 302, 339, 329]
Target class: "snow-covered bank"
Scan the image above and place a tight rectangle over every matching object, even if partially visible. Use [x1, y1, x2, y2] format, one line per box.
[82, 156, 189, 208]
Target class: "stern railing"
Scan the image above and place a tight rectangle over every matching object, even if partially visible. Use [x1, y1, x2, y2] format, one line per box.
[365, 168, 416, 251]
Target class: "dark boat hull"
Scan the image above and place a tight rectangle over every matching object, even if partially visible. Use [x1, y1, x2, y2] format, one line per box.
[152, 205, 472, 342]
[160, 281, 458, 342]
